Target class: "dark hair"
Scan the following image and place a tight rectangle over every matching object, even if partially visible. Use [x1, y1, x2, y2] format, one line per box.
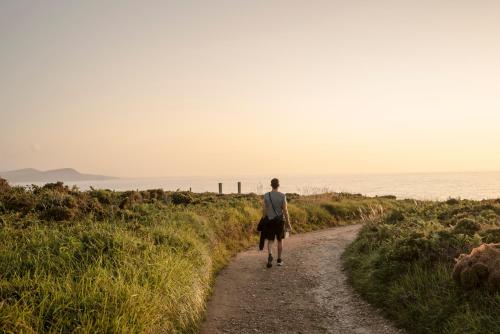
[271, 178, 280, 189]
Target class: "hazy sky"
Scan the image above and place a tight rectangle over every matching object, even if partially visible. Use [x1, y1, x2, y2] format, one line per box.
[1, 0, 500, 177]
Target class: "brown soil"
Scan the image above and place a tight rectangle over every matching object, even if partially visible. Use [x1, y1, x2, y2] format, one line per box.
[201, 225, 404, 334]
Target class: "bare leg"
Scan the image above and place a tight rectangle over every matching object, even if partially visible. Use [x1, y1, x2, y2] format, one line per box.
[267, 239, 274, 255]
[266, 239, 274, 267]
[277, 239, 283, 259]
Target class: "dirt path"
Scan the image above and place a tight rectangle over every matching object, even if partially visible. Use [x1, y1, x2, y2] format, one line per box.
[200, 224, 404, 334]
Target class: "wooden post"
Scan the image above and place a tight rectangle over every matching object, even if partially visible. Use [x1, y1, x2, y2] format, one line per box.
[218, 183, 222, 194]
[237, 182, 241, 194]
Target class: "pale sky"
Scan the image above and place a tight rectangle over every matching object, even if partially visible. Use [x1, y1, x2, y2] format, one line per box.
[1, 0, 500, 177]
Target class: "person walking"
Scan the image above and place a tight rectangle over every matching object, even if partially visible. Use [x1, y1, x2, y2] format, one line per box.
[263, 178, 292, 268]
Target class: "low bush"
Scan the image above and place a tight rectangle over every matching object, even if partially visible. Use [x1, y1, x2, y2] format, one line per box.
[343, 200, 500, 334]
[171, 191, 193, 205]
[385, 209, 405, 224]
[1, 186, 36, 213]
[90, 188, 114, 205]
[446, 198, 461, 205]
[481, 228, 500, 243]
[453, 243, 500, 291]
[0, 177, 10, 191]
[453, 218, 481, 236]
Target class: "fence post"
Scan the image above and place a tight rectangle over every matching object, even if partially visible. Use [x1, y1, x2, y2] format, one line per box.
[218, 183, 222, 194]
[237, 182, 241, 194]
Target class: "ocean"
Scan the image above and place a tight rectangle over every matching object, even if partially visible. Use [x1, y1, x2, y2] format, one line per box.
[12, 172, 500, 201]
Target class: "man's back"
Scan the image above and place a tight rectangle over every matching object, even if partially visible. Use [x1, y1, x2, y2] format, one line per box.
[264, 191, 286, 219]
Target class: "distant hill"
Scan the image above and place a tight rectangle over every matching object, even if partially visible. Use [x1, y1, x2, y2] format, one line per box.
[0, 168, 116, 183]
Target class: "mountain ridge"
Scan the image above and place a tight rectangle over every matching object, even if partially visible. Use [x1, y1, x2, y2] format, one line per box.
[0, 168, 116, 183]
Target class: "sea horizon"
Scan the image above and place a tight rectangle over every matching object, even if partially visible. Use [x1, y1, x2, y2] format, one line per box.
[10, 171, 500, 201]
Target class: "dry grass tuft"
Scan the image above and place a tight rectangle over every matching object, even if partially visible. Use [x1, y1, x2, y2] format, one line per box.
[453, 243, 500, 291]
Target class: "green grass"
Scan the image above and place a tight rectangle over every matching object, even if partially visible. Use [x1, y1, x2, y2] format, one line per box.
[343, 199, 500, 334]
[0, 181, 393, 333]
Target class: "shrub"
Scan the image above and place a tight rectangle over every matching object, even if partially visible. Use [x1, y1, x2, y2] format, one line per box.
[146, 189, 167, 202]
[119, 191, 143, 209]
[321, 202, 357, 220]
[344, 199, 500, 334]
[377, 195, 397, 199]
[90, 189, 114, 205]
[0, 177, 10, 192]
[453, 218, 481, 236]
[40, 206, 75, 221]
[285, 193, 300, 202]
[35, 190, 78, 221]
[81, 197, 107, 219]
[2, 187, 36, 213]
[385, 209, 405, 224]
[453, 243, 500, 291]
[480, 228, 500, 243]
[42, 181, 69, 193]
[171, 191, 193, 205]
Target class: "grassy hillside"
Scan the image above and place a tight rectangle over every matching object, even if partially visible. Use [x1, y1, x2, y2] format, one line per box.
[0, 179, 394, 333]
[343, 198, 500, 334]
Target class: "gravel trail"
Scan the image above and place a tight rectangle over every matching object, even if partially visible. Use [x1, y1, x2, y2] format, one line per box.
[201, 224, 404, 334]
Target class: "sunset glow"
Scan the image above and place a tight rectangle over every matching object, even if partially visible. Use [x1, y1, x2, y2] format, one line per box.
[2, 1, 500, 177]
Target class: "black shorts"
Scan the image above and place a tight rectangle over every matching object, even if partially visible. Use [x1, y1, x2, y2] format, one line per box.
[265, 217, 285, 241]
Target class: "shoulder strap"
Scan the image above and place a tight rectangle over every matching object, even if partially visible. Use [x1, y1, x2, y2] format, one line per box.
[268, 192, 279, 216]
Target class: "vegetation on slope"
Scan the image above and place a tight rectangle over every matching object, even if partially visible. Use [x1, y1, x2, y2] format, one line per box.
[0, 179, 393, 333]
[343, 198, 500, 334]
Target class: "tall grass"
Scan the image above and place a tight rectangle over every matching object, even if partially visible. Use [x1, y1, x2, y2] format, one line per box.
[0, 181, 392, 333]
[343, 199, 500, 334]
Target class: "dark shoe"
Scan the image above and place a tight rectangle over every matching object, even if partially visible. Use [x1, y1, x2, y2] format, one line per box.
[277, 258, 283, 266]
[267, 254, 273, 268]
